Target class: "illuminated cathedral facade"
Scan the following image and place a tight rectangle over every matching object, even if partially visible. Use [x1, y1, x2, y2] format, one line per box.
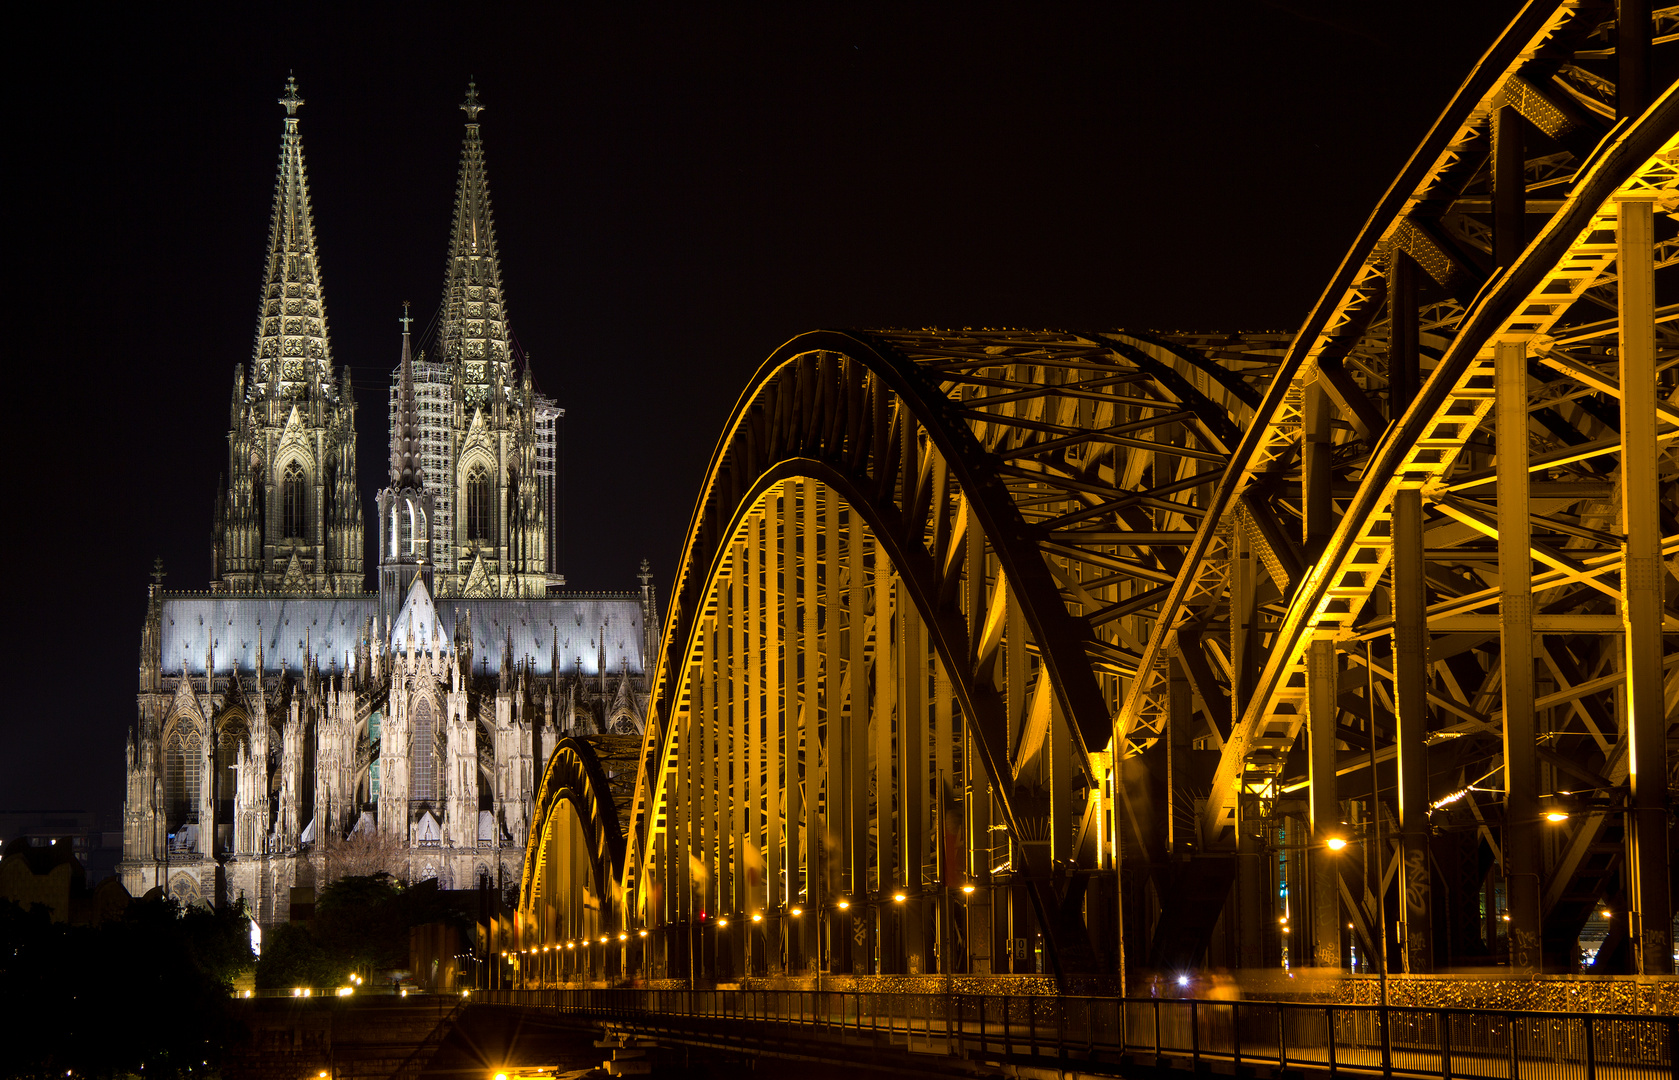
[119, 80, 654, 923]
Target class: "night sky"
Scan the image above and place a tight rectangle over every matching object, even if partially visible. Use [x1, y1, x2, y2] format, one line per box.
[6, 3, 1519, 819]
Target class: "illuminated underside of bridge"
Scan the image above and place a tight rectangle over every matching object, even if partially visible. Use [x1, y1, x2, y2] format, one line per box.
[519, 2, 1679, 984]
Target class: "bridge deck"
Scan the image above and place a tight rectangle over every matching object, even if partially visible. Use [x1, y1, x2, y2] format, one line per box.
[480, 988, 1675, 1080]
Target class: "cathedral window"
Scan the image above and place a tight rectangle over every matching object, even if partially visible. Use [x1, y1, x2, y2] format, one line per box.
[282, 461, 307, 539]
[466, 467, 492, 541]
[165, 726, 203, 832]
[410, 699, 438, 804]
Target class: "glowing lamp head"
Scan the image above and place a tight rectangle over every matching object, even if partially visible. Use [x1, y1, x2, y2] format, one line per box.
[1177, 975, 1189, 987]
[638, 929, 648, 938]
[495, 1073, 510, 1080]
[600, 936, 608, 945]
[1544, 811, 1568, 823]
[961, 884, 976, 894]
[836, 899, 851, 910]
[790, 907, 802, 916]
[751, 913, 762, 923]
[1325, 836, 1348, 852]
[718, 918, 729, 928]
[893, 893, 906, 903]
[619, 933, 627, 941]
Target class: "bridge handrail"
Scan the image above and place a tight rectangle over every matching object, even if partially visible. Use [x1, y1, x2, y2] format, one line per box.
[480, 986, 1676, 1078]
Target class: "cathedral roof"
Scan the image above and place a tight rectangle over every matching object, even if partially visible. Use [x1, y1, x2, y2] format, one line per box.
[158, 594, 648, 678]
[161, 596, 376, 676]
[252, 77, 335, 392]
[436, 82, 513, 378]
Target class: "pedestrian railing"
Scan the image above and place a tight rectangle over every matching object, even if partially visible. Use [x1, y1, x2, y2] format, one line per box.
[479, 986, 1676, 1080]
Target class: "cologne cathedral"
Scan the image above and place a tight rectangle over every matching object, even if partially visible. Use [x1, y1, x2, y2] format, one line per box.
[119, 80, 655, 924]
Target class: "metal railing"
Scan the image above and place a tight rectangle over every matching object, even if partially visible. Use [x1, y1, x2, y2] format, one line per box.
[480, 987, 1676, 1080]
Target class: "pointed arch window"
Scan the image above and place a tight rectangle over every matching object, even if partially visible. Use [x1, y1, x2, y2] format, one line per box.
[282, 461, 307, 539]
[410, 699, 438, 804]
[165, 725, 203, 833]
[466, 467, 492, 541]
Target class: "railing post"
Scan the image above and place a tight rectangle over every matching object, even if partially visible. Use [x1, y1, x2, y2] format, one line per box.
[1278, 1005, 1287, 1070]
[1507, 1014, 1520, 1080]
[1191, 1000, 1201, 1071]
[1381, 1001, 1393, 1077]
[1441, 1009, 1453, 1080]
[1326, 1006, 1337, 1076]
[1155, 999, 1163, 1059]
[1233, 1001, 1242, 1070]
[1580, 1016, 1593, 1080]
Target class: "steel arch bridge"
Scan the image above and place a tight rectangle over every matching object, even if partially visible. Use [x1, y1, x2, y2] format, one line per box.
[518, 1, 1679, 985]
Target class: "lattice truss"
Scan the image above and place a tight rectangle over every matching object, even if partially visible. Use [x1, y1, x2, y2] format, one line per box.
[516, 1, 1679, 978]
[1125, 1, 1679, 967]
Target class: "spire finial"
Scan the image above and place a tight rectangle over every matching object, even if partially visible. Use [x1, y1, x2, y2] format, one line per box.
[151, 557, 168, 586]
[279, 74, 304, 117]
[461, 80, 484, 122]
[399, 301, 413, 335]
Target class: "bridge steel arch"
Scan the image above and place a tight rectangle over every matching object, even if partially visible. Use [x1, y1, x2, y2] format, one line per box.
[517, 0, 1678, 986]
[613, 328, 1284, 982]
[519, 737, 626, 959]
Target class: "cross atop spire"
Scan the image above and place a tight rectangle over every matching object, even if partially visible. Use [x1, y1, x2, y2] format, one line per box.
[399, 300, 413, 335]
[461, 80, 484, 122]
[279, 74, 304, 117]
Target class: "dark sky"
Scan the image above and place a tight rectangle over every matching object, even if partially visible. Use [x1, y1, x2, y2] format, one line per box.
[5, 2, 1519, 817]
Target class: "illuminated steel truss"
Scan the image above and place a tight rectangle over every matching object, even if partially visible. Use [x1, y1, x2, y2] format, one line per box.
[519, 1, 1678, 982]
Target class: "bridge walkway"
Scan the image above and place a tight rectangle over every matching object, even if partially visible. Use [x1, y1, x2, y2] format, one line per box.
[480, 988, 1674, 1080]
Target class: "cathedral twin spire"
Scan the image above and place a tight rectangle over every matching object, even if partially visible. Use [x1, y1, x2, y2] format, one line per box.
[438, 81, 514, 378]
[253, 75, 335, 394]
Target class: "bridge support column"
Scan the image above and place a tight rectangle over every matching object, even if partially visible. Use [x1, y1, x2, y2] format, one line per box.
[1392, 489, 1433, 973]
[1616, 193, 1674, 975]
[1496, 336, 1542, 972]
[1306, 637, 1342, 968]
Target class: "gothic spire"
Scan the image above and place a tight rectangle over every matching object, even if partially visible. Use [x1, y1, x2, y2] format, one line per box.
[252, 77, 334, 392]
[390, 302, 424, 490]
[437, 81, 512, 378]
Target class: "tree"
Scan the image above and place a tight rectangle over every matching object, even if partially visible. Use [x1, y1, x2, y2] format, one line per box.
[0, 894, 253, 1078]
[320, 824, 409, 885]
[253, 920, 340, 989]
